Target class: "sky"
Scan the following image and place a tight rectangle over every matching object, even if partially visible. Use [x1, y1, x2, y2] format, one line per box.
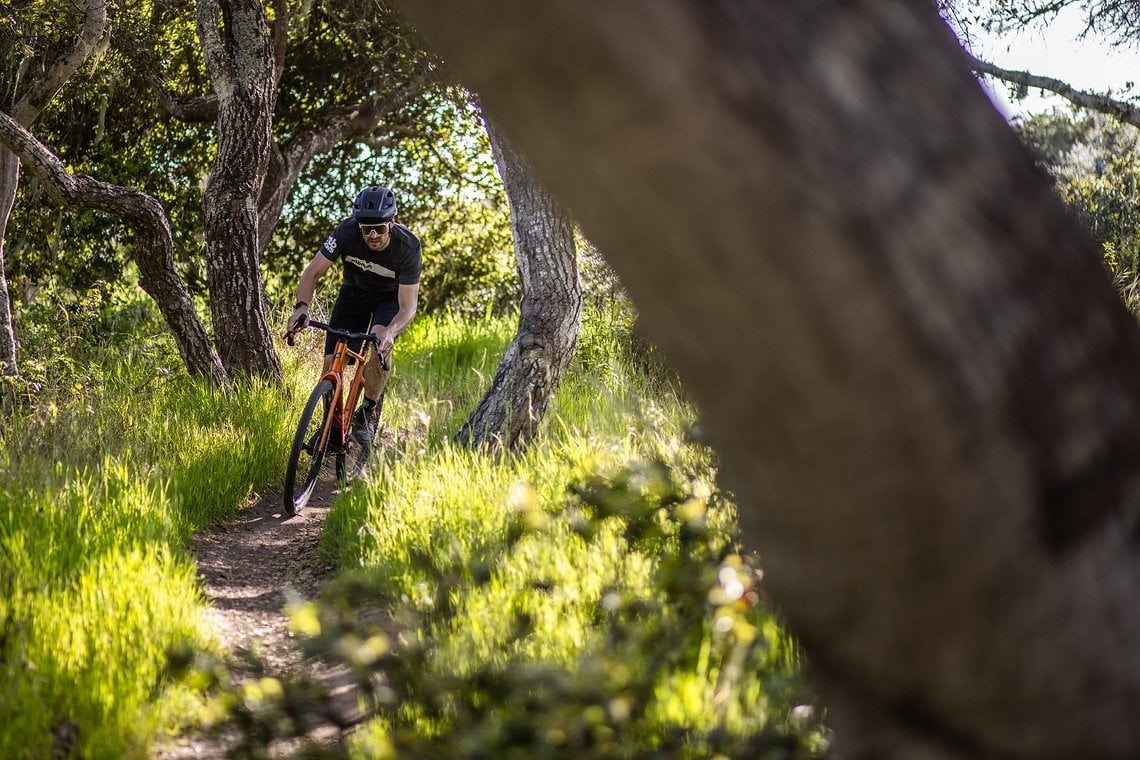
[957, 4, 1140, 120]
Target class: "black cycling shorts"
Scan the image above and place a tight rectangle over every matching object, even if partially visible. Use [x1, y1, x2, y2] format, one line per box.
[325, 283, 400, 356]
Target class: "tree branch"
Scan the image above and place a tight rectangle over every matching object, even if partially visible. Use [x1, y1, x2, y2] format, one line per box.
[256, 71, 433, 251]
[145, 0, 219, 122]
[967, 51, 1140, 127]
[295, 71, 433, 159]
[358, 129, 414, 151]
[13, 0, 108, 124]
[0, 109, 228, 383]
[195, 0, 234, 97]
[151, 84, 220, 122]
[270, 0, 289, 86]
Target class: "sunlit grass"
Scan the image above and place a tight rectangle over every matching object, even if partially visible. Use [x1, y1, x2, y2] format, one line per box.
[0, 460, 217, 756]
[0, 301, 293, 756]
[389, 309, 517, 441]
[0, 293, 822, 757]
[315, 302, 823, 754]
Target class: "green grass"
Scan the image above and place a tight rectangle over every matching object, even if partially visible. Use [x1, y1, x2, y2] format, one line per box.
[309, 303, 826, 757]
[0, 468, 206, 757]
[0, 297, 295, 758]
[0, 293, 824, 758]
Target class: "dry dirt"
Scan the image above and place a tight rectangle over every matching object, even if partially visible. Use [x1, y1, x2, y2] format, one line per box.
[151, 469, 358, 758]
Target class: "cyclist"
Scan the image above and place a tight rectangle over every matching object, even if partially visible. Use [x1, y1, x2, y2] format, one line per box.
[286, 185, 421, 444]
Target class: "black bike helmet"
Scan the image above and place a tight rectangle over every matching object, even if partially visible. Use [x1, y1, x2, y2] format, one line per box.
[353, 186, 397, 222]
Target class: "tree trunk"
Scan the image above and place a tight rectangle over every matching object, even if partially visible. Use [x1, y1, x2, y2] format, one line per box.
[0, 150, 20, 377]
[456, 116, 581, 450]
[0, 111, 228, 383]
[196, 0, 281, 380]
[0, 0, 109, 378]
[394, 1, 1140, 757]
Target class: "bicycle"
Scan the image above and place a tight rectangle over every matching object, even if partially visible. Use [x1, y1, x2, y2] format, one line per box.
[283, 319, 389, 515]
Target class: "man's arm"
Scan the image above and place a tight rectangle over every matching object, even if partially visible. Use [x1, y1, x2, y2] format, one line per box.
[374, 283, 419, 355]
[287, 253, 335, 333]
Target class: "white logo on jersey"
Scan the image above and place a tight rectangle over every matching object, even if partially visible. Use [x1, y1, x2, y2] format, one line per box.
[323, 235, 337, 254]
[345, 256, 396, 279]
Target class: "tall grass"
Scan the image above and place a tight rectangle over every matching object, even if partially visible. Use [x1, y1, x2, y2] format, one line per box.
[311, 302, 826, 756]
[0, 289, 823, 757]
[0, 293, 295, 758]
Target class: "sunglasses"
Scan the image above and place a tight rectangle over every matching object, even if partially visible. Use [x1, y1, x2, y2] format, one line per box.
[359, 222, 391, 236]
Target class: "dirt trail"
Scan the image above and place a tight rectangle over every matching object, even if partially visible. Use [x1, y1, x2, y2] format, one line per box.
[196, 486, 338, 668]
[150, 418, 414, 758]
[152, 479, 346, 758]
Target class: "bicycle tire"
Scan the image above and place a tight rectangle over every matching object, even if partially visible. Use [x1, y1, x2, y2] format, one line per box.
[339, 423, 376, 486]
[283, 379, 337, 514]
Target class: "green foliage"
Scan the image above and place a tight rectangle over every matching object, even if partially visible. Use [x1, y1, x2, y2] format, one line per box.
[7, 2, 515, 318]
[1, 0, 92, 108]
[1015, 109, 1098, 168]
[326, 460, 818, 759]
[188, 305, 826, 758]
[6, 0, 214, 296]
[1015, 108, 1140, 308]
[0, 285, 293, 757]
[3, 5, 609, 332]
[0, 470, 205, 759]
[0, 291, 824, 757]
[265, 92, 518, 316]
[578, 238, 628, 313]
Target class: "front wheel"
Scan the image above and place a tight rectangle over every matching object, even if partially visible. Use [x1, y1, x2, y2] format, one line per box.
[284, 379, 337, 515]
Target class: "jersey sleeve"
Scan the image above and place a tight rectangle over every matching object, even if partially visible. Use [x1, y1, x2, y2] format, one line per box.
[320, 231, 341, 261]
[399, 240, 422, 285]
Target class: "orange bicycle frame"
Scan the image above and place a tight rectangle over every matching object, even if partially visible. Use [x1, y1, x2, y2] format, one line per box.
[313, 337, 375, 453]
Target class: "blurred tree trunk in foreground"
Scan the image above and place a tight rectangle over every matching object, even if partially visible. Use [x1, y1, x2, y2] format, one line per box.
[456, 116, 581, 450]
[395, 0, 1140, 757]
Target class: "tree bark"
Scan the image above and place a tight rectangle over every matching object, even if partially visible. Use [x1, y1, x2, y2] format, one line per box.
[0, 0, 108, 378]
[196, 0, 281, 380]
[393, 1, 1140, 757]
[456, 116, 581, 450]
[0, 112, 228, 383]
[0, 150, 20, 378]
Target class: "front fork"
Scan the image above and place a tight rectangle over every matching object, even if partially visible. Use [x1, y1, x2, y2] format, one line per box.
[315, 373, 345, 452]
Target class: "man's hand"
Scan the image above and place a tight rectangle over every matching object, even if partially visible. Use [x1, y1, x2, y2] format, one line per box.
[372, 326, 396, 367]
[286, 306, 309, 338]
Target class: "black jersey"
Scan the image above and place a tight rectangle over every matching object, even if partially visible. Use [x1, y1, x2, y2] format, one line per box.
[319, 217, 422, 294]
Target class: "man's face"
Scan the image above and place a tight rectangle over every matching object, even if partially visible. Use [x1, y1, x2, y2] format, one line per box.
[359, 221, 392, 251]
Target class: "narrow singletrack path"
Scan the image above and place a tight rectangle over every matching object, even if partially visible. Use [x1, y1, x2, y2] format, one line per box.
[195, 484, 339, 671]
[152, 477, 349, 758]
[152, 424, 409, 758]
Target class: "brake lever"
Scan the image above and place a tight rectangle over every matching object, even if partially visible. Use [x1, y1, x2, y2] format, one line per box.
[284, 316, 311, 347]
